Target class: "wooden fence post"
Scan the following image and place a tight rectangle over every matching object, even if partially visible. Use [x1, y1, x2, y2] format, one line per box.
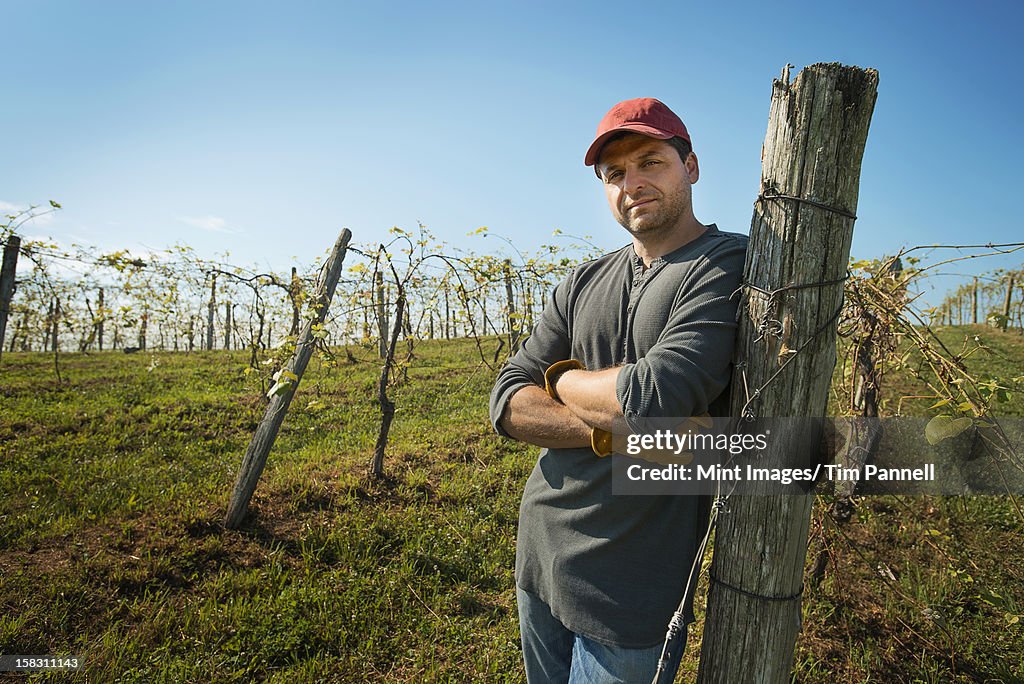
[1001, 275, 1015, 331]
[52, 299, 60, 352]
[0, 236, 21, 362]
[697, 63, 878, 684]
[97, 288, 105, 351]
[444, 285, 451, 340]
[224, 229, 352, 528]
[224, 301, 232, 350]
[206, 273, 217, 351]
[972, 277, 979, 325]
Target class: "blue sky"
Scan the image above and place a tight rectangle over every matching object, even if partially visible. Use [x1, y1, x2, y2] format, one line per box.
[3, 1, 1022, 304]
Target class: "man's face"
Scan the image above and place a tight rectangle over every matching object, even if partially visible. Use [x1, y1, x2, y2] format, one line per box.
[597, 134, 699, 239]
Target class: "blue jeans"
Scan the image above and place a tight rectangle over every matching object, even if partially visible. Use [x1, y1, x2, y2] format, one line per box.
[516, 586, 687, 683]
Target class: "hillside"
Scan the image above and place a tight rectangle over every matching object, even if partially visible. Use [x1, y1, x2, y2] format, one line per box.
[1, 330, 1022, 682]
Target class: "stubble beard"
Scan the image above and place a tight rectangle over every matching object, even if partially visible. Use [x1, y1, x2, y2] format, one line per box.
[616, 190, 689, 240]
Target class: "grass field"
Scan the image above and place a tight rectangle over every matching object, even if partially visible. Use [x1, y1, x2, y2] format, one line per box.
[1, 328, 1022, 682]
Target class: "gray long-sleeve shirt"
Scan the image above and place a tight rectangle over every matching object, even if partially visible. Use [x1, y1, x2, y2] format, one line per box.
[489, 224, 747, 647]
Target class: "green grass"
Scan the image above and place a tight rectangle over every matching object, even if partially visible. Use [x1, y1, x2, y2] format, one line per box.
[1, 330, 1022, 682]
[1, 339, 524, 682]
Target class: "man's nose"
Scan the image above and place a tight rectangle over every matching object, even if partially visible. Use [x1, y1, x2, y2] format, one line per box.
[624, 168, 645, 194]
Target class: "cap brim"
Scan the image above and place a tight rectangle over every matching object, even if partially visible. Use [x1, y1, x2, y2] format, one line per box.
[584, 124, 675, 166]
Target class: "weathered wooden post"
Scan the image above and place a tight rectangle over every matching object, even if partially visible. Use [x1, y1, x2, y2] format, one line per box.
[0, 236, 21, 362]
[697, 63, 878, 684]
[97, 288, 105, 351]
[206, 273, 217, 351]
[972, 277, 979, 325]
[51, 299, 60, 352]
[224, 229, 352, 528]
[1001, 275, 1015, 331]
[444, 285, 451, 340]
[224, 301, 232, 350]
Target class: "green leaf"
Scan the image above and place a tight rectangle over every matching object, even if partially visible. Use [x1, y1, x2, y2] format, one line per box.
[929, 398, 951, 409]
[925, 415, 973, 445]
[267, 378, 294, 399]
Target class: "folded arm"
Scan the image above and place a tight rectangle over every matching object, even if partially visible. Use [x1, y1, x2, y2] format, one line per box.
[499, 385, 592, 449]
[551, 367, 628, 435]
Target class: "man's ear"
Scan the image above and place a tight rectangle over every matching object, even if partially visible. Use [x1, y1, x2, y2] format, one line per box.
[686, 152, 700, 183]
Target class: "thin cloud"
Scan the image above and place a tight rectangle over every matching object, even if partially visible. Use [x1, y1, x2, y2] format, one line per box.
[178, 215, 239, 234]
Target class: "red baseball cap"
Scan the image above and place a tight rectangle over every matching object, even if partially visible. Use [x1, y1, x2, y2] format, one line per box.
[584, 97, 691, 167]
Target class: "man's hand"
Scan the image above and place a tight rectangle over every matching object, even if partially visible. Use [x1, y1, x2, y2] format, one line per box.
[499, 385, 593, 449]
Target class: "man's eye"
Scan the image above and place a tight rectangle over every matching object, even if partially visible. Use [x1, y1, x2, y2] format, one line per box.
[605, 171, 623, 181]
[643, 160, 660, 167]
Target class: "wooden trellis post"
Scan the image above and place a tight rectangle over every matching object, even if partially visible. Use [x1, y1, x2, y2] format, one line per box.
[97, 288, 105, 351]
[444, 285, 451, 340]
[697, 63, 878, 684]
[51, 299, 60, 352]
[224, 301, 232, 350]
[973, 277, 979, 325]
[1001, 275, 1015, 331]
[224, 229, 352, 528]
[206, 274, 217, 351]
[0, 236, 20, 362]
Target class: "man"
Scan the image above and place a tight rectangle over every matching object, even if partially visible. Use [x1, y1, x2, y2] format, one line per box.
[489, 97, 747, 683]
